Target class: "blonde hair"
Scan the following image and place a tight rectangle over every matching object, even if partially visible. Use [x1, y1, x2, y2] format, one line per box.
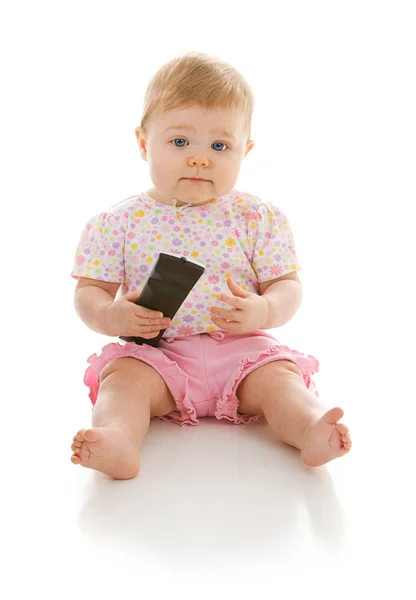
[140, 52, 254, 139]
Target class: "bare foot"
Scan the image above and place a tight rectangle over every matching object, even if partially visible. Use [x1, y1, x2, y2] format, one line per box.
[70, 427, 140, 479]
[300, 407, 352, 467]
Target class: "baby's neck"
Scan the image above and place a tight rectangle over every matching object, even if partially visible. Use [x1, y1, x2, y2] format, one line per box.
[146, 188, 214, 208]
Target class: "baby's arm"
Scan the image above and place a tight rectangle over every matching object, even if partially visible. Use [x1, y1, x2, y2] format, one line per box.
[74, 277, 121, 335]
[259, 271, 303, 329]
[250, 200, 303, 330]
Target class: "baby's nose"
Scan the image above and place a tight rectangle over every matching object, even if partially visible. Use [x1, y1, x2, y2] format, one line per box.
[187, 155, 210, 167]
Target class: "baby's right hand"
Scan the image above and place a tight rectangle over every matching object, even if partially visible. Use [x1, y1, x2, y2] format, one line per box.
[104, 290, 171, 338]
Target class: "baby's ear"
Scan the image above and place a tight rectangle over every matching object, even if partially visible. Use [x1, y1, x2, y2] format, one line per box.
[135, 127, 148, 161]
[245, 139, 255, 157]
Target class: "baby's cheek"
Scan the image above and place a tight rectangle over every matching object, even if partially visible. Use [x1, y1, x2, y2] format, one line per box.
[150, 162, 170, 184]
[150, 152, 178, 181]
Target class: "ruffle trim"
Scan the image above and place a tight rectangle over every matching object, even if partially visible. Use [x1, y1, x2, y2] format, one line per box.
[83, 342, 200, 427]
[83, 339, 320, 428]
[214, 342, 320, 424]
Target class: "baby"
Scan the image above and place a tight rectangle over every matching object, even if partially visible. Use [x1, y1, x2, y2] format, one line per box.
[70, 52, 352, 479]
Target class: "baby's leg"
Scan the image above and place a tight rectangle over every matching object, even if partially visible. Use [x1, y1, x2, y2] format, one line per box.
[71, 358, 177, 479]
[237, 360, 352, 467]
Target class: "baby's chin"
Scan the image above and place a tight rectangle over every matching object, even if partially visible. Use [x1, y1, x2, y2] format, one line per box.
[151, 181, 231, 206]
[172, 186, 216, 206]
[175, 182, 236, 204]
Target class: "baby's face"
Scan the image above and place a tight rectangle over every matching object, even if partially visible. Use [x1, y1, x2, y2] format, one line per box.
[136, 104, 254, 205]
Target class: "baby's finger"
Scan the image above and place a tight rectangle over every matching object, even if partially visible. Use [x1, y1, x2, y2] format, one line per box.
[135, 314, 170, 327]
[140, 331, 160, 339]
[217, 293, 245, 309]
[141, 322, 169, 332]
[210, 315, 241, 333]
[134, 305, 164, 319]
[210, 306, 240, 321]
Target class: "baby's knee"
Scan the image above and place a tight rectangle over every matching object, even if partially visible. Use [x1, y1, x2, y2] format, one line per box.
[98, 357, 176, 417]
[99, 357, 143, 383]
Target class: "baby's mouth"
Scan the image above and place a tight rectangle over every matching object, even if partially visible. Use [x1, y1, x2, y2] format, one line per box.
[183, 178, 210, 182]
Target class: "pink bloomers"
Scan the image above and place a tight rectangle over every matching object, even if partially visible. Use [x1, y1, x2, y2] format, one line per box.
[83, 329, 320, 426]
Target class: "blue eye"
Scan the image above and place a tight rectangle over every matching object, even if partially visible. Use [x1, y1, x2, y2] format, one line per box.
[171, 138, 228, 151]
[172, 138, 187, 147]
[212, 142, 228, 152]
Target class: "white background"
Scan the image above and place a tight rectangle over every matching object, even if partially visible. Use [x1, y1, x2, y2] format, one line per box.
[1, 1, 415, 598]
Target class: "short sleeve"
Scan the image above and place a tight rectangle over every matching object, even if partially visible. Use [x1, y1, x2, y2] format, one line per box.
[251, 201, 302, 282]
[70, 211, 125, 282]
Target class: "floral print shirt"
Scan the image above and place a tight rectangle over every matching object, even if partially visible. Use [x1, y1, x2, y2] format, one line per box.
[71, 188, 302, 338]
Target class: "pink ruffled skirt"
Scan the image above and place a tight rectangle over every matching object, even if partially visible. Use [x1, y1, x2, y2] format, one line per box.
[83, 330, 320, 426]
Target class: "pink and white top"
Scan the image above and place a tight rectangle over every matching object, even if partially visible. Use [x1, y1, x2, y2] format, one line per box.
[70, 188, 302, 338]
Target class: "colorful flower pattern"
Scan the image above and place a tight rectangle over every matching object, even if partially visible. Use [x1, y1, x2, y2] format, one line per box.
[71, 189, 302, 338]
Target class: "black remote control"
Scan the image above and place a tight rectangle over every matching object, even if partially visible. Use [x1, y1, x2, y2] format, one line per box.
[119, 252, 206, 347]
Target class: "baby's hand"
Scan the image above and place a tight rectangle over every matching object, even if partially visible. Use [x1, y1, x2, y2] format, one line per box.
[209, 279, 269, 334]
[104, 290, 171, 338]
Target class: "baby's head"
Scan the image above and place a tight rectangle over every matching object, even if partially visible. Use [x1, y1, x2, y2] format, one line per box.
[135, 52, 255, 206]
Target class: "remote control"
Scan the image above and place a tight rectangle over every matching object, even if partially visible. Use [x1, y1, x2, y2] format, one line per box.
[119, 251, 206, 347]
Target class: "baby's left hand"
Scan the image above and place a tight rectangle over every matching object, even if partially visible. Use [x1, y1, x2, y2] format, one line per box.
[209, 279, 269, 334]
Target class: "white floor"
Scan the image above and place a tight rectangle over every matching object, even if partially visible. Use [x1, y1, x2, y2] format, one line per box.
[5, 299, 415, 599]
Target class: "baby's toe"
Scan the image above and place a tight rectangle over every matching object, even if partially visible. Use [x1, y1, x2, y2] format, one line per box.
[336, 423, 349, 435]
[71, 443, 81, 454]
[83, 428, 102, 443]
